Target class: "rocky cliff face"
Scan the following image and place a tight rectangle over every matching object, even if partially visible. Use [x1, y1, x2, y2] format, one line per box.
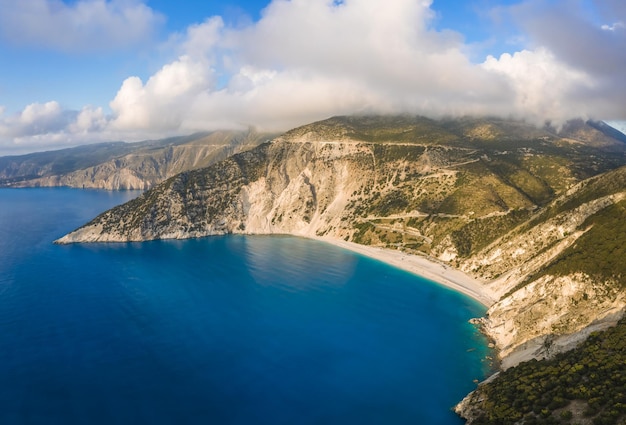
[455, 166, 626, 367]
[57, 115, 626, 372]
[56, 140, 373, 241]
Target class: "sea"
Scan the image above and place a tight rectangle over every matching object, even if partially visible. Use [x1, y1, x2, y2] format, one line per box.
[0, 188, 493, 424]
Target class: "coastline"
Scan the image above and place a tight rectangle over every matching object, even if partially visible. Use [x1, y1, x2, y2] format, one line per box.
[317, 237, 497, 308]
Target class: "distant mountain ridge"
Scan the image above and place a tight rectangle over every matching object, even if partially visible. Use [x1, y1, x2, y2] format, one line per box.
[587, 120, 626, 144]
[0, 130, 275, 190]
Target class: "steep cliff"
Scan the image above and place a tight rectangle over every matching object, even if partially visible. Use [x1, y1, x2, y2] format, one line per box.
[57, 115, 626, 372]
[56, 140, 372, 241]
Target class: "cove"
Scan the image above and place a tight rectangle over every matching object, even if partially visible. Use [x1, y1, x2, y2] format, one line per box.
[0, 188, 492, 424]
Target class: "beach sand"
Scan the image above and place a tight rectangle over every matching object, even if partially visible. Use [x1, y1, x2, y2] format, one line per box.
[318, 237, 497, 308]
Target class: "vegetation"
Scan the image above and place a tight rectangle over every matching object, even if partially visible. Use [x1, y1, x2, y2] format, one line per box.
[537, 199, 626, 286]
[78, 142, 272, 238]
[553, 166, 626, 219]
[281, 116, 626, 261]
[0, 142, 135, 184]
[483, 157, 554, 205]
[369, 143, 426, 162]
[282, 115, 459, 145]
[451, 209, 532, 257]
[463, 318, 626, 425]
[352, 221, 376, 245]
[520, 155, 577, 194]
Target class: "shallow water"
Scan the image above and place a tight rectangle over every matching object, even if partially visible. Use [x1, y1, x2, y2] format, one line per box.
[0, 188, 492, 424]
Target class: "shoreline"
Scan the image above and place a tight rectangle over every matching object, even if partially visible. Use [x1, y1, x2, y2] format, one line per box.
[317, 237, 497, 308]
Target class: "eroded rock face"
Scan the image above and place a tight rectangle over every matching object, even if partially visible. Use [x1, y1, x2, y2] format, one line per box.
[56, 141, 375, 243]
[485, 273, 625, 368]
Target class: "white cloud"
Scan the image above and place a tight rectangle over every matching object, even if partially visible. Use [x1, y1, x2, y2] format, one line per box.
[482, 48, 596, 125]
[69, 106, 107, 134]
[0, 101, 80, 153]
[109, 55, 213, 131]
[0, 101, 70, 137]
[0, 0, 164, 52]
[180, 16, 224, 59]
[500, 0, 626, 121]
[508, 0, 626, 85]
[601, 22, 625, 32]
[2, 0, 626, 155]
[122, 0, 625, 132]
[110, 0, 515, 132]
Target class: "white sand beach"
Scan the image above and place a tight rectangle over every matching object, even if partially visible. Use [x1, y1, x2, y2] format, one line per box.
[318, 237, 497, 308]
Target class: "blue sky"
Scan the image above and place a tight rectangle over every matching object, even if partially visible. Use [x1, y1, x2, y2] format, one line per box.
[0, 0, 625, 154]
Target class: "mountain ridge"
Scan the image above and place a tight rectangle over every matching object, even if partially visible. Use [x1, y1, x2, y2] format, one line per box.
[0, 130, 275, 190]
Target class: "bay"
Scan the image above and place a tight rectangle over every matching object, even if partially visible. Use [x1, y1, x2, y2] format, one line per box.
[0, 188, 492, 424]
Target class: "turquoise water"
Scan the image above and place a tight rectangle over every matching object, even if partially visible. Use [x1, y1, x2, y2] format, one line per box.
[0, 188, 491, 424]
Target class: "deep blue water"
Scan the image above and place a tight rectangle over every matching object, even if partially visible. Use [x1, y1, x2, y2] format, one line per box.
[0, 188, 492, 424]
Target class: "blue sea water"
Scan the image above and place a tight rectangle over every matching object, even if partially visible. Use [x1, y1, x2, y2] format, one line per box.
[0, 188, 492, 424]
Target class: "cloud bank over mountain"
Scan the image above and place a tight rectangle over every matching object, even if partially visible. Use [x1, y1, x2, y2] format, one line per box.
[0, 0, 625, 154]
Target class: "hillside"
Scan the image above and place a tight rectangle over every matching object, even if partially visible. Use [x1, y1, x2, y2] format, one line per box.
[456, 317, 626, 425]
[0, 130, 274, 190]
[55, 115, 626, 421]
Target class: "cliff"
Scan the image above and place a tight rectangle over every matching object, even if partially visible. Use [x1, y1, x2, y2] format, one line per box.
[57, 115, 626, 379]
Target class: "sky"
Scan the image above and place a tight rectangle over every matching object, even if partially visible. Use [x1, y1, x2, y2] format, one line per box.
[0, 0, 625, 155]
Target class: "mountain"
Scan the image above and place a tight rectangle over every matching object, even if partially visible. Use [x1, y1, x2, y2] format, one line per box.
[55, 115, 626, 421]
[0, 130, 275, 190]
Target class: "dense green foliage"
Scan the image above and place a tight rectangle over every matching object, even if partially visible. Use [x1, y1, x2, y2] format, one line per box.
[483, 158, 554, 205]
[553, 167, 626, 219]
[451, 209, 532, 256]
[370, 144, 426, 162]
[467, 318, 626, 425]
[538, 200, 626, 286]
